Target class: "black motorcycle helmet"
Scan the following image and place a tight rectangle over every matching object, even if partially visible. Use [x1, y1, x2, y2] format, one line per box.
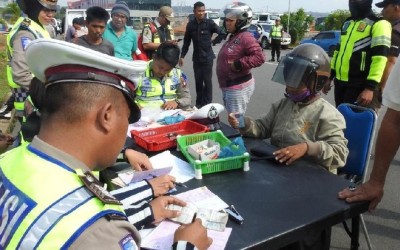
[272, 43, 330, 94]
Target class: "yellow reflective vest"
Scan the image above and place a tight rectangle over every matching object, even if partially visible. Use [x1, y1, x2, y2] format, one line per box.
[6, 17, 50, 112]
[271, 25, 283, 39]
[331, 16, 391, 90]
[135, 60, 182, 108]
[0, 144, 126, 249]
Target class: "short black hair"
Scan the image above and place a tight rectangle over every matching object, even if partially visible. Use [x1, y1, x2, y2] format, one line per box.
[194, 1, 205, 9]
[86, 6, 110, 23]
[154, 42, 180, 67]
[72, 17, 80, 25]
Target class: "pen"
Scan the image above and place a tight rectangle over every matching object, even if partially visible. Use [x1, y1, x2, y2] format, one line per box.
[192, 212, 197, 223]
[150, 174, 187, 188]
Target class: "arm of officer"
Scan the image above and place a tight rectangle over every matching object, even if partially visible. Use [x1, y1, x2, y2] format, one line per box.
[142, 25, 160, 51]
[175, 72, 192, 109]
[11, 30, 35, 88]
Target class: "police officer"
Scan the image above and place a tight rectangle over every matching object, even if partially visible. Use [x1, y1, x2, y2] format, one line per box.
[331, 0, 392, 111]
[7, 0, 57, 119]
[136, 42, 192, 110]
[142, 6, 178, 59]
[269, 18, 284, 62]
[0, 39, 212, 249]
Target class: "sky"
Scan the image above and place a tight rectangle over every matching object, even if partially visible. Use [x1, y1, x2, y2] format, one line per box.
[57, 0, 385, 14]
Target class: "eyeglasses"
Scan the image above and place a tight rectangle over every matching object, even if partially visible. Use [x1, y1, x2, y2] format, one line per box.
[112, 14, 127, 20]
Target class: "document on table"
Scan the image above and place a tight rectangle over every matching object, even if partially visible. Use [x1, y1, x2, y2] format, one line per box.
[149, 150, 195, 183]
[141, 220, 232, 250]
[117, 166, 173, 186]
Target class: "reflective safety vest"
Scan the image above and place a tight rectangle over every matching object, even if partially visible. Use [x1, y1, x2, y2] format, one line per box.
[135, 61, 182, 108]
[148, 23, 175, 44]
[271, 25, 283, 39]
[6, 17, 50, 113]
[0, 144, 126, 249]
[331, 17, 391, 88]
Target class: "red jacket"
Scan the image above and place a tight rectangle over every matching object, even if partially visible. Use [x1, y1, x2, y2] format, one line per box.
[216, 30, 265, 88]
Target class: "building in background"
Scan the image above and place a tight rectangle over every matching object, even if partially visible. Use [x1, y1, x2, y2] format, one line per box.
[67, 0, 171, 10]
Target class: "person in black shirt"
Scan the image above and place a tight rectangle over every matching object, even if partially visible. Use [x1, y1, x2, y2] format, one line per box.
[179, 1, 226, 108]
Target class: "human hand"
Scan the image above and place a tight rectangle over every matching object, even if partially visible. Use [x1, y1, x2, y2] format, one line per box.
[174, 218, 213, 250]
[148, 174, 176, 196]
[150, 196, 186, 223]
[273, 143, 308, 165]
[179, 58, 184, 67]
[356, 89, 374, 106]
[162, 100, 179, 110]
[338, 180, 384, 212]
[228, 113, 239, 129]
[125, 149, 153, 171]
[0, 133, 14, 153]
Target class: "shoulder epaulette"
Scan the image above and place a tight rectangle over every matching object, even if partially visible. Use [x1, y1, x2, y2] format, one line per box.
[21, 18, 31, 28]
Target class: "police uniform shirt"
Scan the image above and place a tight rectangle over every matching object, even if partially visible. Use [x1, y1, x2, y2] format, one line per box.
[10, 30, 38, 88]
[30, 136, 141, 249]
[142, 19, 172, 44]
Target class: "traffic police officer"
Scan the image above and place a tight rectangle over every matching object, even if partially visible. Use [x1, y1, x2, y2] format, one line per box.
[6, 0, 56, 119]
[269, 18, 284, 62]
[136, 42, 192, 110]
[331, 0, 392, 111]
[0, 39, 211, 249]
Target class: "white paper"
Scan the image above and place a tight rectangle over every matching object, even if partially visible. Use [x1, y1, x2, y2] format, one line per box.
[141, 220, 232, 250]
[150, 150, 195, 183]
[117, 166, 173, 185]
[174, 186, 229, 211]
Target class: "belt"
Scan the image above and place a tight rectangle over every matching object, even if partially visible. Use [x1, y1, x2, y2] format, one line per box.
[226, 74, 252, 87]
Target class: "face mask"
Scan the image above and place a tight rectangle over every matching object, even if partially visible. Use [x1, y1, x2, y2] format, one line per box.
[285, 89, 312, 102]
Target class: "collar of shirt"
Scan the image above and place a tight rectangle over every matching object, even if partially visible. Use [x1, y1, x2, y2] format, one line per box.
[31, 136, 92, 173]
[154, 18, 162, 28]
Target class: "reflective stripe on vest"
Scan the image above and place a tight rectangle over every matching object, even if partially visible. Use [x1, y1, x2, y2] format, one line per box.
[271, 26, 282, 39]
[0, 144, 126, 249]
[135, 61, 181, 108]
[6, 17, 50, 112]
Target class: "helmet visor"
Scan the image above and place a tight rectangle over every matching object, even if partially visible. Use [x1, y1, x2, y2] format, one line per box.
[271, 55, 319, 89]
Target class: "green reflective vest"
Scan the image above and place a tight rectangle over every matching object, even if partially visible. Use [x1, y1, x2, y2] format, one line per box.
[6, 17, 50, 112]
[135, 60, 182, 108]
[271, 25, 283, 39]
[331, 17, 391, 89]
[0, 144, 126, 249]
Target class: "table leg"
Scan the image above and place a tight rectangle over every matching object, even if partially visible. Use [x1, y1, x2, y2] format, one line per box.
[350, 215, 360, 250]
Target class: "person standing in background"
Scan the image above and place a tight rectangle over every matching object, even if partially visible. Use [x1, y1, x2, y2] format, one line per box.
[269, 18, 283, 62]
[6, 0, 57, 120]
[103, 1, 137, 61]
[179, 1, 226, 108]
[141, 6, 178, 58]
[330, 0, 391, 111]
[216, 2, 264, 122]
[73, 6, 114, 56]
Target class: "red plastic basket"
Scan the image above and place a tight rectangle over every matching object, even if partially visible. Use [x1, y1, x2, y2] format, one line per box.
[131, 120, 209, 151]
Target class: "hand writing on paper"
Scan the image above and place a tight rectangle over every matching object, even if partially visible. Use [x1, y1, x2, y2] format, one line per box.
[174, 218, 213, 250]
[273, 143, 308, 165]
[150, 196, 186, 223]
[125, 149, 153, 171]
[148, 174, 176, 196]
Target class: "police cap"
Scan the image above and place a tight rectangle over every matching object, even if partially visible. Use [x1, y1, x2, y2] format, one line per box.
[25, 39, 146, 123]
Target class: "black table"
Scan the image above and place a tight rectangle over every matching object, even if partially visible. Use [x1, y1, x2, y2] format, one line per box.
[103, 137, 368, 250]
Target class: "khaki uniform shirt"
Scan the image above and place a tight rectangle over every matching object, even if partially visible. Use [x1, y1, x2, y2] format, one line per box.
[241, 97, 349, 171]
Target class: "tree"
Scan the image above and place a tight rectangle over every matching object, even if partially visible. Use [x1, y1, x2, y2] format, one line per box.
[280, 8, 314, 44]
[324, 10, 350, 31]
[2, 3, 21, 24]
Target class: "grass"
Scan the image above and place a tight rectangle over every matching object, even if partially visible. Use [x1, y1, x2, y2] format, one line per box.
[0, 34, 10, 102]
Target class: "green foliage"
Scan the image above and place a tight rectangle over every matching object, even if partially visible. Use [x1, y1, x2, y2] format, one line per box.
[280, 8, 314, 44]
[324, 10, 350, 31]
[2, 3, 21, 24]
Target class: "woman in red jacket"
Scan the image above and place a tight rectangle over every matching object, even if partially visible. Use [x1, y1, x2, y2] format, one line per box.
[216, 2, 265, 127]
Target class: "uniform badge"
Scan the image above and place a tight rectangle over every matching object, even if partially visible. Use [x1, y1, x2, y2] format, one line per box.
[78, 171, 122, 205]
[119, 234, 136, 250]
[357, 22, 367, 32]
[20, 37, 32, 51]
[145, 29, 149, 35]
[208, 105, 218, 119]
